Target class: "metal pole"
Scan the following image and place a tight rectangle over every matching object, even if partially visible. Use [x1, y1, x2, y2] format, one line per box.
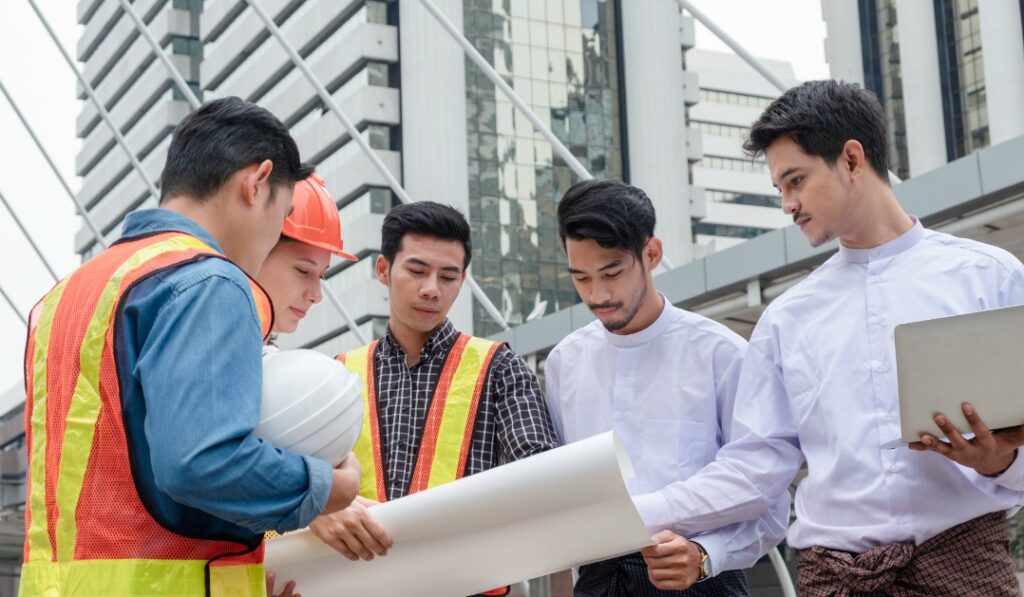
[417, 0, 592, 182]
[769, 548, 797, 597]
[116, 0, 202, 110]
[322, 281, 368, 344]
[0, 79, 108, 248]
[0, 188, 58, 281]
[0, 283, 27, 327]
[26, 0, 162, 204]
[244, 0, 511, 331]
[677, 0, 901, 185]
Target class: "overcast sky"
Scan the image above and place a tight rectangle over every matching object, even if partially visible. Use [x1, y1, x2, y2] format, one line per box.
[0, 0, 829, 398]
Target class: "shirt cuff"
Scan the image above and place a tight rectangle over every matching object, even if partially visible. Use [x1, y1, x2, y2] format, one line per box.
[689, 532, 727, 578]
[631, 491, 675, 535]
[294, 456, 334, 529]
[994, 449, 1024, 491]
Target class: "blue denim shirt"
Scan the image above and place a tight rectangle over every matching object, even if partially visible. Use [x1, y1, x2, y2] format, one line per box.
[115, 209, 332, 538]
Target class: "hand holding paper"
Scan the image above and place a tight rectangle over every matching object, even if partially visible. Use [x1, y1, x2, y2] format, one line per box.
[266, 431, 652, 596]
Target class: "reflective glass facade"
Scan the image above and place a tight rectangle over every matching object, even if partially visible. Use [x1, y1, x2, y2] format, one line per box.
[462, 0, 626, 335]
[858, 0, 909, 180]
[936, 0, 991, 160]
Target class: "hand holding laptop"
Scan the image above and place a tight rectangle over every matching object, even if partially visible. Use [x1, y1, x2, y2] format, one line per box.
[908, 401, 1024, 477]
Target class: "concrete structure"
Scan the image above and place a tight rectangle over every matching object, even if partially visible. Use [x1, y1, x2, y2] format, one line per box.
[686, 49, 795, 252]
[823, 0, 1024, 179]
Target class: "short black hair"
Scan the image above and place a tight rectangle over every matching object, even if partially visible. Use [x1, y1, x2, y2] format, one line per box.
[557, 179, 656, 259]
[380, 202, 472, 269]
[158, 97, 313, 203]
[744, 80, 890, 184]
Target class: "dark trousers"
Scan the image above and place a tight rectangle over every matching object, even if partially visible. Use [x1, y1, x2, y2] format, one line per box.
[575, 553, 749, 597]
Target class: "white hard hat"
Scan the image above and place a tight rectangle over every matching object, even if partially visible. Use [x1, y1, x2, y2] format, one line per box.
[255, 348, 364, 466]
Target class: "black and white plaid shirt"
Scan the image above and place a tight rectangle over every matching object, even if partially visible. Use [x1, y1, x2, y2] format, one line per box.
[371, 319, 560, 501]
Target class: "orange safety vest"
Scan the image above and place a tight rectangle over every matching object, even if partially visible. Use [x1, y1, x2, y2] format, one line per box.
[20, 231, 273, 597]
[339, 334, 509, 596]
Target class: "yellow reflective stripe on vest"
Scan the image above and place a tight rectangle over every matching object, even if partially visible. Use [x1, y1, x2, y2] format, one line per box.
[19, 559, 264, 597]
[26, 279, 69, 564]
[425, 336, 495, 488]
[53, 235, 213, 563]
[342, 344, 379, 501]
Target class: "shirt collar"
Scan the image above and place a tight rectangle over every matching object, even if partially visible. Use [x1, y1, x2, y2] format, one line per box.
[603, 293, 673, 348]
[380, 318, 460, 362]
[837, 217, 923, 264]
[120, 208, 224, 254]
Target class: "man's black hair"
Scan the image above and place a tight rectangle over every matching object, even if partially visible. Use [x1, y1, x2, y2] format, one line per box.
[159, 96, 313, 203]
[557, 179, 656, 259]
[380, 202, 473, 269]
[743, 80, 890, 184]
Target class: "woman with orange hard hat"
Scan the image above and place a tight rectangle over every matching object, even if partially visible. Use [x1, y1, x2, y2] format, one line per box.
[258, 173, 358, 341]
[260, 173, 359, 597]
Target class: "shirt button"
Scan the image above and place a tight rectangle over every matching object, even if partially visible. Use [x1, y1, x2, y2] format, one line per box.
[870, 360, 888, 372]
[889, 464, 902, 473]
[870, 250, 880, 258]
[868, 276, 880, 284]
[882, 413, 894, 422]
[868, 315, 883, 325]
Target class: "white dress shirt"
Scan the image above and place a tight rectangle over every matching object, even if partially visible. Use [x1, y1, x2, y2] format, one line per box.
[634, 220, 1024, 553]
[545, 295, 789, 575]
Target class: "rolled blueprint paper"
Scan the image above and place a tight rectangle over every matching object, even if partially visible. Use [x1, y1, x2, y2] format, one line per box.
[265, 431, 652, 596]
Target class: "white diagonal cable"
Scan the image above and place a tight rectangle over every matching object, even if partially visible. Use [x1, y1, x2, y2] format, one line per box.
[0, 79, 107, 248]
[677, 0, 900, 186]
[244, 0, 510, 330]
[0, 188, 58, 281]
[117, 0, 367, 343]
[26, 0, 162, 207]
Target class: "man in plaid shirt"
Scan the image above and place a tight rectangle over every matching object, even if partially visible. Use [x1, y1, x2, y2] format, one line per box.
[310, 202, 560, 588]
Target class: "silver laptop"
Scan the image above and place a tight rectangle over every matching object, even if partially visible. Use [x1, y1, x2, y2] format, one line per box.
[894, 304, 1024, 445]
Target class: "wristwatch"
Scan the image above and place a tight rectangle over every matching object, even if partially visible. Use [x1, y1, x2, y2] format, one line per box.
[694, 542, 711, 583]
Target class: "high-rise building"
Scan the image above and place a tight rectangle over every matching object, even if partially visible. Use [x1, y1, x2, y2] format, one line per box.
[822, 0, 1024, 178]
[70, 0, 705, 351]
[686, 49, 795, 252]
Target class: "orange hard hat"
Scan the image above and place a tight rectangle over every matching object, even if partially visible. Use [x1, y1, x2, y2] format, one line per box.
[282, 174, 358, 261]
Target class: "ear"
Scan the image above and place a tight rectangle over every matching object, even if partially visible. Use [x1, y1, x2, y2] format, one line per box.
[840, 139, 867, 182]
[241, 160, 275, 207]
[644, 237, 663, 272]
[375, 254, 390, 286]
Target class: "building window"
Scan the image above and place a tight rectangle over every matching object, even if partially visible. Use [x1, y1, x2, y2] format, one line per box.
[463, 0, 625, 336]
[706, 189, 781, 209]
[935, 0, 990, 159]
[692, 120, 750, 140]
[699, 88, 774, 109]
[693, 222, 772, 239]
[697, 155, 766, 174]
[858, 0, 909, 179]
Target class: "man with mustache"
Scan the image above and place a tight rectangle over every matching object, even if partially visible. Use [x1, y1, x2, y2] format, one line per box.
[631, 80, 1024, 596]
[544, 179, 788, 596]
[314, 201, 560, 596]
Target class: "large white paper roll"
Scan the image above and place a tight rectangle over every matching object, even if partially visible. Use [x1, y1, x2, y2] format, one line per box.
[265, 431, 652, 596]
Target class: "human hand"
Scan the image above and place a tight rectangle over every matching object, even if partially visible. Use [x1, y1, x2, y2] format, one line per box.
[265, 571, 300, 597]
[908, 402, 1024, 476]
[639, 530, 703, 590]
[309, 498, 393, 561]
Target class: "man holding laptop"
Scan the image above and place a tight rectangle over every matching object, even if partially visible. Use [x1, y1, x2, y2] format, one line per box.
[630, 80, 1024, 595]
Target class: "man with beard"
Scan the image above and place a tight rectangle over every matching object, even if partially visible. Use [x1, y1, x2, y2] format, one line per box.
[544, 179, 788, 596]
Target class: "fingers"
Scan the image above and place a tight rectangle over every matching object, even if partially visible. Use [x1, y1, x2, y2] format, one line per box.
[994, 425, 1024, 448]
[266, 571, 275, 596]
[916, 434, 953, 456]
[364, 514, 394, 550]
[279, 580, 297, 597]
[962, 403, 995, 447]
[933, 414, 969, 450]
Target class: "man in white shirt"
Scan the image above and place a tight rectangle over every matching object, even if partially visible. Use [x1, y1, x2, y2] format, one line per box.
[545, 179, 789, 596]
[631, 80, 1024, 596]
